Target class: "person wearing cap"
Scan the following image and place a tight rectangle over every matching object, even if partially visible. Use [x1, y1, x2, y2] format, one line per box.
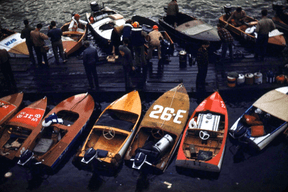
[82, 41, 99, 89]
[147, 25, 164, 61]
[196, 41, 210, 91]
[167, 0, 179, 28]
[226, 6, 247, 27]
[68, 14, 88, 32]
[130, 21, 148, 82]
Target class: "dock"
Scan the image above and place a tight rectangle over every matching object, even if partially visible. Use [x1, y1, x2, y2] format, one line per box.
[0, 42, 286, 99]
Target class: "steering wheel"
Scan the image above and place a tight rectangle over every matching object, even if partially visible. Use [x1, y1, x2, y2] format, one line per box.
[199, 130, 210, 140]
[103, 127, 115, 140]
[151, 129, 164, 139]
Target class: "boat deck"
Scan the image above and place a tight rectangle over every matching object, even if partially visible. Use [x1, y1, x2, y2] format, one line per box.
[0, 42, 285, 99]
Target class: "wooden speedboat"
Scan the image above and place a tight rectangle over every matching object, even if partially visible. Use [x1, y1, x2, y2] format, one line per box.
[159, 12, 220, 52]
[0, 97, 47, 160]
[0, 92, 23, 126]
[176, 91, 228, 172]
[229, 87, 288, 150]
[77, 90, 141, 170]
[124, 84, 190, 173]
[60, 23, 87, 57]
[0, 28, 29, 55]
[86, 2, 125, 46]
[219, 14, 286, 47]
[131, 15, 175, 56]
[17, 93, 95, 169]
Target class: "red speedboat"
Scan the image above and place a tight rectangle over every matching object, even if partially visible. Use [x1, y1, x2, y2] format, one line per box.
[176, 91, 228, 172]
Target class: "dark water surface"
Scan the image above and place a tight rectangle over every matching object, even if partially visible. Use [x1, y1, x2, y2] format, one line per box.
[1, 0, 288, 192]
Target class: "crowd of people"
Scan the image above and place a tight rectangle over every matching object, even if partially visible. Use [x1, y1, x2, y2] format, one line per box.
[0, 2, 280, 92]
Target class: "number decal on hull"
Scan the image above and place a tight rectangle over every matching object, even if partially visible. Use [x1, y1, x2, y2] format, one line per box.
[149, 104, 187, 124]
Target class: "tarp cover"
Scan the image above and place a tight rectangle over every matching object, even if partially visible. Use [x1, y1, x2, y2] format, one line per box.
[176, 21, 213, 36]
[253, 89, 288, 122]
[96, 110, 135, 132]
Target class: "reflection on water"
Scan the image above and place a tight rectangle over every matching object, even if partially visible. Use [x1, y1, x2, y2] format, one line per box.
[0, 0, 276, 32]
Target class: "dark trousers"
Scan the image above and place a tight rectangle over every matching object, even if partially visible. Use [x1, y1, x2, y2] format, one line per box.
[52, 40, 65, 63]
[0, 60, 16, 88]
[84, 64, 99, 88]
[34, 46, 49, 66]
[255, 34, 269, 59]
[26, 42, 36, 65]
[196, 65, 208, 89]
[221, 42, 233, 61]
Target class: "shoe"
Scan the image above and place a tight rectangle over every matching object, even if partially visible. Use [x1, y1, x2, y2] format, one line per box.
[63, 60, 67, 63]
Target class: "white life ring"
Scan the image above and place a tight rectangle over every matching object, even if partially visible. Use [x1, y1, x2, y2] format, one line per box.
[188, 118, 197, 129]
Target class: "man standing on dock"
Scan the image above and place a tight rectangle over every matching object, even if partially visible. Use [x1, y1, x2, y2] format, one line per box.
[196, 41, 210, 91]
[0, 49, 17, 90]
[254, 9, 275, 61]
[30, 23, 49, 67]
[21, 19, 36, 66]
[82, 41, 99, 90]
[48, 21, 67, 65]
[217, 23, 234, 63]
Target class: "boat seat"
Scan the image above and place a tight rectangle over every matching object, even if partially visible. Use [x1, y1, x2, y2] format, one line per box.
[108, 14, 123, 20]
[33, 138, 53, 153]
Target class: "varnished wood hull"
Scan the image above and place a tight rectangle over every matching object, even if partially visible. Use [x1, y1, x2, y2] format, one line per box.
[0, 97, 47, 160]
[77, 90, 141, 170]
[176, 92, 228, 172]
[18, 93, 94, 169]
[0, 92, 24, 126]
[60, 23, 87, 56]
[124, 84, 190, 173]
[0, 29, 29, 55]
[219, 15, 286, 47]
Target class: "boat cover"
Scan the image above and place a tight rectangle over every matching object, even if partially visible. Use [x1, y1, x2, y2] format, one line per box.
[176, 21, 214, 36]
[96, 111, 135, 132]
[253, 89, 288, 122]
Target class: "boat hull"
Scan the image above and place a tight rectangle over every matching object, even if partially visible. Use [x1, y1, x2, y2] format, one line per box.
[18, 93, 95, 169]
[0, 97, 47, 160]
[77, 90, 141, 171]
[0, 92, 24, 126]
[124, 84, 190, 173]
[0, 29, 29, 55]
[229, 86, 288, 150]
[176, 92, 228, 172]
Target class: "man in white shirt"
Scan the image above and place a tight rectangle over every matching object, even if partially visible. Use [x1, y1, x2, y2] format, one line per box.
[68, 14, 88, 32]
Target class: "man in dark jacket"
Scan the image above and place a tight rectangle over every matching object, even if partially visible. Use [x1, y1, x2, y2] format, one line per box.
[21, 19, 35, 65]
[130, 21, 147, 82]
[47, 21, 67, 64]
[119, 39, 135, 91]
[196, 41, 210, 90]
[0, 49, 16, 90]
[82, 41, 99, 89]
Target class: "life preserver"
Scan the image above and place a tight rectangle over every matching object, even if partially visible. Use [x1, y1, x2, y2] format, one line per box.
[188, 118, 197, 129]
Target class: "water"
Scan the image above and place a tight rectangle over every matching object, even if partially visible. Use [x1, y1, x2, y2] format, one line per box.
[1, 0, 288, 192]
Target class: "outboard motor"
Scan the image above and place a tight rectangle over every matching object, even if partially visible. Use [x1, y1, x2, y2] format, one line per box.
[152, 134, 173, 157]
[90, 1, 103, 12]
[131, 152, 152, 170]
[18, 149, 34, 166]
[81, 148, 108, 164]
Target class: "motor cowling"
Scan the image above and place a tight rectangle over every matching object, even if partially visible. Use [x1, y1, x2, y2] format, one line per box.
[18, 149, 34, 166]
[81, 147, 97, 164]
[90, 1, 100, 12]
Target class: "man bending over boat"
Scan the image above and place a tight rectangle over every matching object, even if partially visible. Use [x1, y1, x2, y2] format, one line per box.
[226, 6, 247, 27]
[69, 14, 88, 32]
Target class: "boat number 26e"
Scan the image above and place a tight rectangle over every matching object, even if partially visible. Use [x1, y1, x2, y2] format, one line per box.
[149, 104, 187, 124]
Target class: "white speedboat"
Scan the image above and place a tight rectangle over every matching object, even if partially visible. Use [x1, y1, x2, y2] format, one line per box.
[229, 86, 288, 150]
[0, 28, 29, 55]
[86, 1, 125, 46]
